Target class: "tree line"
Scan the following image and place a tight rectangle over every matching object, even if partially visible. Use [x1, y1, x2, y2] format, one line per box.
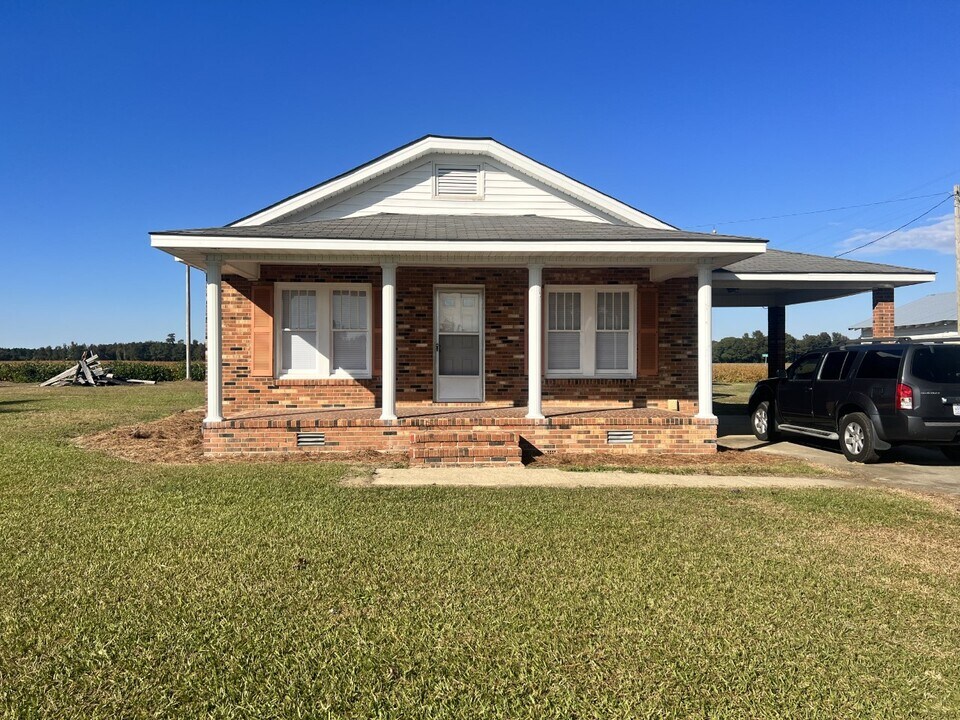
[713, 331, 852, 364]
[0, 336, 206, 361]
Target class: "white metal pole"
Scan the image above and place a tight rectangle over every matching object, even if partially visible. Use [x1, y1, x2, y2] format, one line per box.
[380, 263, 397, 421]
[954, 184, 959, 338]
[526, 264, 544, 419]
[205, 257, 223, 422]
[696, 261, 715, 419]
[185, 263, 192, 381]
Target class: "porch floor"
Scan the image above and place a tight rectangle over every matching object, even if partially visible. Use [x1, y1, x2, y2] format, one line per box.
[212, 404, 695, 429]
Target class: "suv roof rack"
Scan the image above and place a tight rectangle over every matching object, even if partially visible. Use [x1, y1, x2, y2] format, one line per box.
[840, 337, 960, 348]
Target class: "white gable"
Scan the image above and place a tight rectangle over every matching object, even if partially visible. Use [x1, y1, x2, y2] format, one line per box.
[288, 155, 611, 224]
[231, 137, 675, 229]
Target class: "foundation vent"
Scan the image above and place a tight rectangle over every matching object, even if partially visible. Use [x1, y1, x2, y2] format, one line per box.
[296, 432, 326, 447]
[606, 430, 635, 444]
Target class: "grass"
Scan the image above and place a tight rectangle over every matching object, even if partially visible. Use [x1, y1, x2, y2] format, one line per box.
[3, 383, 960, 717]
[714, 381, 756, 416]
[528, 450, 841, 477]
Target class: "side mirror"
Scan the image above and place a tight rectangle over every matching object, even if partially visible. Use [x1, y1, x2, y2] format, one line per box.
[776, 369, 787, 379]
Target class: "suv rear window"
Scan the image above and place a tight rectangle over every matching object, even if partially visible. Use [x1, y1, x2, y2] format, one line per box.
[819, 351, 853, 381]
[856, 349, 903, 379]
[910, 346, 960, 384]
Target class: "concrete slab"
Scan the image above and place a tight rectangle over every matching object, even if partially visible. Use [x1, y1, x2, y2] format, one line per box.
[719, 433, 960, 496]
[368, 466, 858, 489]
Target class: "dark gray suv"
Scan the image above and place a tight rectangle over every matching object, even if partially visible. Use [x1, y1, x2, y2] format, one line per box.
[748, 341, 960, 463]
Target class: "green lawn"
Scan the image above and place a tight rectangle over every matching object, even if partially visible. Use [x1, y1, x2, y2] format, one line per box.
[2, 383, 960, 718]
[713, 382, 755, 415]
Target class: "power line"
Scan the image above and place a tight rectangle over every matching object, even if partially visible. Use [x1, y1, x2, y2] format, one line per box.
[834, 194, 954, 258]
[688, 191, 949, 228]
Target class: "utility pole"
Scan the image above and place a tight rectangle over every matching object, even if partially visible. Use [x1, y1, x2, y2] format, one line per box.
[185, 262, 192, 380]
[954, 184, 959, 338]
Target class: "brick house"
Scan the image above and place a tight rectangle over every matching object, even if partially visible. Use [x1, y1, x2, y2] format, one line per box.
[151, 136, 934, 464]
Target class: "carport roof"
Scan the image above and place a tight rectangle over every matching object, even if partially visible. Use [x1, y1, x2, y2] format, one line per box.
[713, 249, 935, 307]
[719, 249, 927, 275]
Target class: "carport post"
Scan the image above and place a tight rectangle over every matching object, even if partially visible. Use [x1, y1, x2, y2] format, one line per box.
[767, 306, 785, 378]
[696, 262, 715, 419]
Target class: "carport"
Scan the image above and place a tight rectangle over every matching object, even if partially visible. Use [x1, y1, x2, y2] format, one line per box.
[713, 249, 936, 376]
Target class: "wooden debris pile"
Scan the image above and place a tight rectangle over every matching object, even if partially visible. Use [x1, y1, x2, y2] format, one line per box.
[40, 352, 156, 387]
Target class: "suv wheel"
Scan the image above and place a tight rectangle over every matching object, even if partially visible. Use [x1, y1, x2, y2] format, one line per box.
[941, 446, 960, 463]
[839, 412, 881, 464]
[751, 400, 778, 442]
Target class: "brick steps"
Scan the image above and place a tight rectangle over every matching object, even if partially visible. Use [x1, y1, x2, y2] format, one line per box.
[409, 430, 522, 467]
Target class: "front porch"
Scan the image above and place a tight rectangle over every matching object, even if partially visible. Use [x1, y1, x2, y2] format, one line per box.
[203, 404, 719, 465]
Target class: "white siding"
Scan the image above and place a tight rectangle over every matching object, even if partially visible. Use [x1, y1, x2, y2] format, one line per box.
[289, 155, 614, 223]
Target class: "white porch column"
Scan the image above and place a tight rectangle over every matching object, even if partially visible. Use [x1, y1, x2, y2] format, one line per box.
[380, 263, 397, 421]
[204, 256, 223, 423]
[696, 261, 715, 419]
[526, 263, 544, 419]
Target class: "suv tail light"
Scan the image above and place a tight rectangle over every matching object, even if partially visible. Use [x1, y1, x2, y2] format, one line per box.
[896, 383, 914, 410]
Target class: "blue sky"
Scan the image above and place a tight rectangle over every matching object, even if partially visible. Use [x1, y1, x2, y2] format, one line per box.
[1, 1, 958, 346]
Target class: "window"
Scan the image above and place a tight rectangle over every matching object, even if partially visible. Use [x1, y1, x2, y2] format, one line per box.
[818, 351, 853, 381]
[856, 349, 903, 380]
[331, 290, 368, 373]
[547, 291, 581, 371]
[788, 353, 822, 381]
[276, 283, 371, 378]
[545, 286, 636, 377]
[434, 165, 482, 198]
[910, 346, 960, 383]
[280, 289, 318, 374]
[596, 291, 631, 371]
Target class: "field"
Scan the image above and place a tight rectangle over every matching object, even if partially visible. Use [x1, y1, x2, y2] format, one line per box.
[2, 382, 960, 717]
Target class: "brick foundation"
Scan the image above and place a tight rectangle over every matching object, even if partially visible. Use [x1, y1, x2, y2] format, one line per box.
[202, 410, 719, 462]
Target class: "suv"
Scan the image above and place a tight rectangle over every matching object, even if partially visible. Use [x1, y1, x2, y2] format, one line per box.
[748, 340, 960, 463]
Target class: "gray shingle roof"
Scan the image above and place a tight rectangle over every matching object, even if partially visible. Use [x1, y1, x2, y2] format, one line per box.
[850, 291, 957, 330]
[155, 214, 764, 243]
[718, 248, 928, 275]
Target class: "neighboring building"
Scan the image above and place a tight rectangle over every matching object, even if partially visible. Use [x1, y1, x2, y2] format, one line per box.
[850, 291, 958, 339]
[150, 136, 934, 463]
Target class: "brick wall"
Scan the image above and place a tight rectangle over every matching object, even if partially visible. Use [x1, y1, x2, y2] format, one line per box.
[872, 287, 895, 338]
[219, 265, 700, 416]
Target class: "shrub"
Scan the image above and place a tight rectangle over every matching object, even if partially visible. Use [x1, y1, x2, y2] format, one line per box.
[0, 361, 206, 384]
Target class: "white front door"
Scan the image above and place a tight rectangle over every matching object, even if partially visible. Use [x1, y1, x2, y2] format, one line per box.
[435, 288, 484, 402]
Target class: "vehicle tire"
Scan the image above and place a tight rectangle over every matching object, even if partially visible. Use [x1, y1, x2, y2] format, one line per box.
[940, 446, 960, 463]
[839, 412, 881, 463]
[751, 400, 778, 442]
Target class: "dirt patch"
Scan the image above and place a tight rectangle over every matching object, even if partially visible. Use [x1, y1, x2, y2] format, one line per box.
[74, 410, 408, 466]
[527, 447, 850, 478]
[76, 410, 206, 463]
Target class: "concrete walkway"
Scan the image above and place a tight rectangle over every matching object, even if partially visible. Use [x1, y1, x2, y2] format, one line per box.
[368, 466, 858, 489]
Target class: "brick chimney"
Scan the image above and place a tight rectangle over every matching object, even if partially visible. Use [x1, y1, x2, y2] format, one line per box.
[872, 287, 895, 338]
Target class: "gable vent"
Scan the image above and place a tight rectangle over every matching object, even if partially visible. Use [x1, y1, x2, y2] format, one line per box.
[606, 430, 634, 444]
[436, 166, 480, 197]
[296, 432, 326, 447]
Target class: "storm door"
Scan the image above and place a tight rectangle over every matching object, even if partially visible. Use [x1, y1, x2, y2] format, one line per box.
[435, 288, 484, 402]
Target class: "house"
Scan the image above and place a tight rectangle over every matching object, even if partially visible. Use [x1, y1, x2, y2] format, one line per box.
[850, 291, 958, 339]
[151, 136, 935, 464]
